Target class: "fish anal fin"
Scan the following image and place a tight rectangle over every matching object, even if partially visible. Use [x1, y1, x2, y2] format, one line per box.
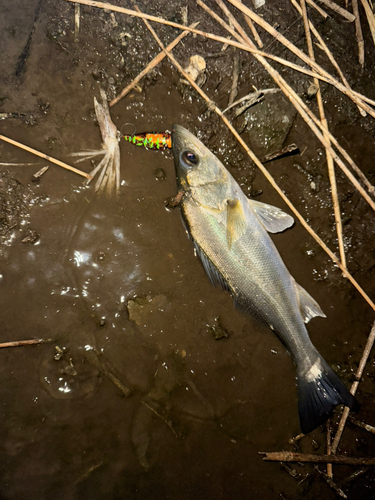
[248, 199, 294, 233]
[227, 199, 247, 249]
[293, 278, 326, 323]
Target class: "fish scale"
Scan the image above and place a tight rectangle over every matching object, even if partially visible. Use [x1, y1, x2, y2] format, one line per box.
[183, 193, 309, 362]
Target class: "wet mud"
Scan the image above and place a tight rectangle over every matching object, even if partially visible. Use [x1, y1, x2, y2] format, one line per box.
[0, 1, 375, 499]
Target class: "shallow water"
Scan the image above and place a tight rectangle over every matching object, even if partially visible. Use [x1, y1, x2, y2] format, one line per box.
[1, 1, 375, 499]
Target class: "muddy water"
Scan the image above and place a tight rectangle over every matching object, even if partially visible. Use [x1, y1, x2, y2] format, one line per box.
[1, 1, 375, 499]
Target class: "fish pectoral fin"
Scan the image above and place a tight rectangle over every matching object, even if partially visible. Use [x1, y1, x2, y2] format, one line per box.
[248, 199, 294, 233]
[226, 199, 247, 249]
[293, 278, 326, 323]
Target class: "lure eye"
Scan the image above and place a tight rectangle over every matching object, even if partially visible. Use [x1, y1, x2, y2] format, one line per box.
[181, 150, 199, 168]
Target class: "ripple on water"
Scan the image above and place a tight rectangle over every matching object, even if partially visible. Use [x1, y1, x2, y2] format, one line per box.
[39, 349, 100, 400]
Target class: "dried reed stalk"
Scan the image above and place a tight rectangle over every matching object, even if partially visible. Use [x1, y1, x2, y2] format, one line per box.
[306, 0, 329, 18]
[331, 320, 375, 454]
[0, 338, 52, 348]
[66, 0, 375, 116]
[326, 420, 333, 478]
[225, 0, 375, 117]
[0, 134, 91, 179]
[260, 451, 375, 465]
[228, 49, 240, 106]
[197, 0, 326, 80]
[314, 0, 356, 20]
[82, 0, 375, 199]
[290, 0, 366, 117]
[300, 0, 346, 268]
[110, 24, 197, 107]
[141, 13, 375, 313]
[352, 0, 365, 67]
[314, 466, 348, 498]
[360, 0, 375, 45]
[349, 416, 375, 435]
[238, 0, 263, 47]
[74, 3, 80, 42]
[204, 0, 375, 209]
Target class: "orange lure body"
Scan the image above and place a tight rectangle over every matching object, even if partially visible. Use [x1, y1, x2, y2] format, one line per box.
[122, 132, 171, 150]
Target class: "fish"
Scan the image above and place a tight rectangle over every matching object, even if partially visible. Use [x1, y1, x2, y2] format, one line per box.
[171, 124, 358, 434]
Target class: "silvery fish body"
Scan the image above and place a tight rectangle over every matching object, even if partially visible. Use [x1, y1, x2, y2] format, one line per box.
[171, 125, 357, 434]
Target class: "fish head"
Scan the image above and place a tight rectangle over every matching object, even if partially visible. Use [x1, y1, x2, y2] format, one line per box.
[172, 125, 227, 191]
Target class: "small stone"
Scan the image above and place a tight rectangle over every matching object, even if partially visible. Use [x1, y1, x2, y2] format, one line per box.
[154, 168, 166, 181]
[208, 320, 229, 340]
[307, 83, 319, 99]
[183, 55, 206, 87]
[311, 439, 320, 450]
[21, 229, 39, 244]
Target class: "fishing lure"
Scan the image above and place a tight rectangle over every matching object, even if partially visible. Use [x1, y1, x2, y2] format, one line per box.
[122, 132, 172, 150]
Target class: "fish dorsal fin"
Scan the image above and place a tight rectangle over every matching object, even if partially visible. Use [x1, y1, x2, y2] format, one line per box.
[248, 199, 294, 233]
[293, 278, 326, 323]
[227, 199, 247, 249]
[193, 241, 230, 292]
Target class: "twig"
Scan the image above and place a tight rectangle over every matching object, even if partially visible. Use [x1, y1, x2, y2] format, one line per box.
[74, 3, 80, 42]
[225, 0, 375, 116]
[360, 0, 375, 45]
[222, 88, 279, 114]
[314, 466, 348, 498]
[85, 348, 131, 396]
[290, 0, 366, 117]
[66, 0, 375, 116]
[0, 162, 35, 166]
[142, 400, 180, 438]
[142, 14, 375, 313]
[74, 462, 104, 485]
[109, 24, 197, 107]
[0, 338, 52, 348]
[260, 451, 375, 465]
[238, 0, 263, 47]
[326, 419, 333, 478]
[332, 320, 375, 454]
[300, 0, 346, 268]
[348, 415, 375, 435]
[228, 49, 240, 106]
[32, 166, 49, 180]
[0, 134, 91, 179]
[202, 0, 375, 203]
[352, 0, 365, 67]
[315, 0, 356, 20]
[306, 0, 330, 18]
[203, 0, 375, 210]
[342, 467, 370, 483]
[260, 144, 299, 163]
[288, 432, 305, 446]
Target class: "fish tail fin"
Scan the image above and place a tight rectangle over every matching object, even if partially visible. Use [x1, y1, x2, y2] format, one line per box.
[297, 356, 359, 434]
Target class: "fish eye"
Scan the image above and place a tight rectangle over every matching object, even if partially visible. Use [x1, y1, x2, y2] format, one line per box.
[181, 150, 199, 168]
